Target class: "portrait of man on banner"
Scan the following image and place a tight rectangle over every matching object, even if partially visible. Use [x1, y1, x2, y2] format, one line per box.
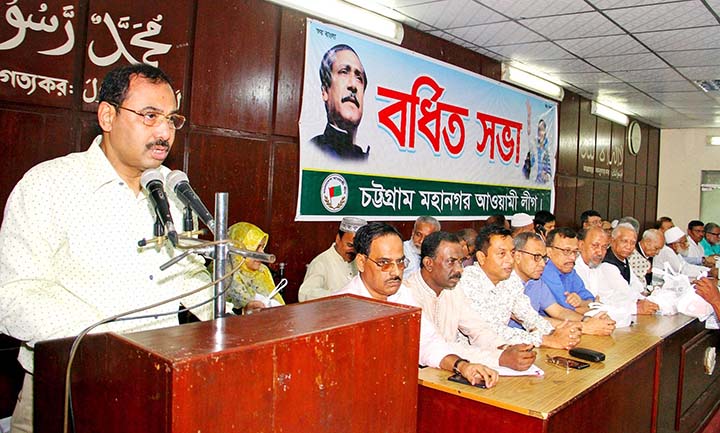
[310, 44, 369, 160]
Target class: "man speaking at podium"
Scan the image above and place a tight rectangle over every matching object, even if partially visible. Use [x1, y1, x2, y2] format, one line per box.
[0, 64, 214, 433]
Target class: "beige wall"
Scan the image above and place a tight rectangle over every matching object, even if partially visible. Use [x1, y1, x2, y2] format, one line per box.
[658, 128, 720, 229]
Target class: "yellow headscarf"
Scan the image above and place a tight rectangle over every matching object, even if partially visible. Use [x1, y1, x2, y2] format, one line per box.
[227, 222, 284, 308]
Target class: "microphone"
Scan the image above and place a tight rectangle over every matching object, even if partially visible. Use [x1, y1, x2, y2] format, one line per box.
[141, 168, 178, 246]
[166, 170, 216, 235]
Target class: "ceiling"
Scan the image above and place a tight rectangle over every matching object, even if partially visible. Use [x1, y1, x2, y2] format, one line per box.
[365, 0, 720, 129]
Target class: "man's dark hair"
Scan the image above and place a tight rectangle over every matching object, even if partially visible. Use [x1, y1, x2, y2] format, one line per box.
[533, 210, 555, 226]
[546, 227, 578, 246]
[688, 220, 704, 231]
[319, 44, 368, 91]
[514, 232, 543, 250]
[653, 216, 673, 229]
[580, 210, 601, 227]
[353, 222, 401, 256]
[485, 214, 507, 228]
[455, 228, 477, 245]
[475, 225, 512, 255]
[98, 63, 173, 107]
[420, 231, 460, 268]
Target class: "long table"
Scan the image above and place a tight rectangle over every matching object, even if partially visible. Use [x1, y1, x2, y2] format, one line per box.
[417, 314, 720, 433]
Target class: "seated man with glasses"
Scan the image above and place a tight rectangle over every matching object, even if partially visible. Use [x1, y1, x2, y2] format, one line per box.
[457, 225, 580, 350]
[338, 222, 499, 387]
[701, 222, 720, 257]
[601, 223, 659, 315]
[512, 232, 615, 336]
[541, 228, 596, 313]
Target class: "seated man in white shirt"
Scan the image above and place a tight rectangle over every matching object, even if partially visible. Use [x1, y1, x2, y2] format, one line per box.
[403, 216, 441, 278]
[600, 223, 659, 315]
[338, 222, 498, 387]
[298, 217, 367, 301]
[654, 226, 715, 282]
[405, 231, 536, 371]
[685, 220, 709, 265]
[456, 225, 580, 349]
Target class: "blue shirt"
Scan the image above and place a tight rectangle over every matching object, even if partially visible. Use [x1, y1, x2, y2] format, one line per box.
[509, 277, 557, 329]
[701, 238, 720, 256]
[540, 260, 594, 309]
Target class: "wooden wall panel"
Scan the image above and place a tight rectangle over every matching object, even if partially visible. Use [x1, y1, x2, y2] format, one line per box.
[0, 110, 76, 208]
[185, 133, 270, 227]
[575, 178, 594, 227]
[645, 187, 658, 228]
[610, 123, 625, 182]
[623, 184, 636, 219]
[635, 125, 649, 185]
[647, 129, 660, 187]
[635, 185, 647, 231]
[593, 181, 610, 221]
[595, 118, 611, 180]
[274, 9, 306, 138]
[624, 127, 637, 184]
[557, 93, 579, 177]
[191, 0, 278, 133]
[608, 182, 623, 222]
[578, 99, 596, 178]
[554, 176, 577, 228]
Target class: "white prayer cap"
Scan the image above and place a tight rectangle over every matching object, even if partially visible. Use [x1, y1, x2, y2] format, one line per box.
[339, 217, 367, 233]
[512, 213, 534, 228]
[664, 226, 686, 244]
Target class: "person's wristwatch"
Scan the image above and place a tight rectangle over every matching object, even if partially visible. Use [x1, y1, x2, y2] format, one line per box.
[453, 357, 469, 375]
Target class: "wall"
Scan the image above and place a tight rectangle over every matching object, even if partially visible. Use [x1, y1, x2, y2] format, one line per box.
[0, 0, 659, 304]
[658, 128, 720, 229]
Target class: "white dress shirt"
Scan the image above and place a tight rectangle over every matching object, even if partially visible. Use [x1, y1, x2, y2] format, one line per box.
[404, 271, 505, 368]
[458, 265, 554, 346]
[403, 239, 421, 279]
[298, 244, 357, 301]
[0, 136, 213, 372]
[574, 256, 604, 297]
[338, 275, 452, 368]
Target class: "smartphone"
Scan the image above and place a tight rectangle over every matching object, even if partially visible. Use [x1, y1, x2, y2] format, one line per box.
[447, 372, 487, 388]
[547, 355, 590, 370]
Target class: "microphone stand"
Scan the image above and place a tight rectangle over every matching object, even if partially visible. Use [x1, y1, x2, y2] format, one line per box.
[213, 192, 229, 319]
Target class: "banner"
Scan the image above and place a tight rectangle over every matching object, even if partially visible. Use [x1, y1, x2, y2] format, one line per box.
[297, 19, 557, 221]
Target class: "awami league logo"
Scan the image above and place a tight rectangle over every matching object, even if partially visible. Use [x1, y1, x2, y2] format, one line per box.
[321, 174, 348, 213]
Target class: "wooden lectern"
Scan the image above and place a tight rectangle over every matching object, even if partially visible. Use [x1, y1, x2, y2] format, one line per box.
[34, 295, 421, 433]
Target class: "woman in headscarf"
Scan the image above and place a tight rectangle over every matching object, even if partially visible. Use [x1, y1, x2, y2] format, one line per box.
[227, 222, 285, 314]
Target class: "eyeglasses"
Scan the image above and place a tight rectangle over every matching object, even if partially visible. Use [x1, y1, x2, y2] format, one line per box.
[707, 232, 720, 237]
[365, 256, 409, 272]
[549, 246, 580, 257]
[545, 355, 571, 372]
[114, 105, 186, 130]
[517, 250, 549, 263]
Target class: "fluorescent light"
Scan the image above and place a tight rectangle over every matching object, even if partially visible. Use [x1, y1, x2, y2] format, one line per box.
[707, 136, 720, 146]
[591, 101, 629, 126]
[501, 63, 564, 101]
[267, 0, 404, 44]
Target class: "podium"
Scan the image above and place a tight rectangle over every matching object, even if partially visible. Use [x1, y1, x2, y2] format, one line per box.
[34, 295, 421, 433]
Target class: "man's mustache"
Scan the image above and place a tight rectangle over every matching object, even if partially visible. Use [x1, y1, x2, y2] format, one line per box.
[146, 139, 170, 150]
[385, 276, 402, 283]
[450, 273, 462, 280]
[341, 94, 359, 107]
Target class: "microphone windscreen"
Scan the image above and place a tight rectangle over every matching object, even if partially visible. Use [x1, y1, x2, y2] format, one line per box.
[166, 170, 190, 192]
[140, 168, 164, 189]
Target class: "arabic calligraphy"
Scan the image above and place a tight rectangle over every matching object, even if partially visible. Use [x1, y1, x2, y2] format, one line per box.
[0, 3, 75, 55]
[88, 12, 171, 67]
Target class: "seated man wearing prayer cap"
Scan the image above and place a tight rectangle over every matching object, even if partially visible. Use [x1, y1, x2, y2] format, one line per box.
[653, 226, 716, 283]
[299, 217, 367, 301]
[511, 213, 535, 237]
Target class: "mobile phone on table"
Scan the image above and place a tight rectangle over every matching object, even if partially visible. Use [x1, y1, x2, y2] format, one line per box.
[447, 372, 486, 388]
[546, 355, 590, 370]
